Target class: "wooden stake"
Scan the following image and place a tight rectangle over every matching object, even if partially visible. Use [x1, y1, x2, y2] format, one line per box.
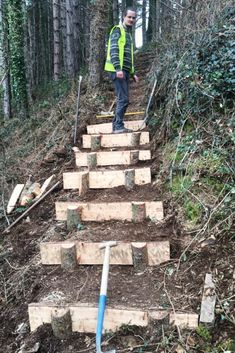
[132, 202, 146, 222]
[66, 205, 81, 230]
[131, 242, 148, 270]
[61, 243, 77, 271]
[87, 152, 97, 169]
[124, 169, 135, 191]
[200, 273, 216, 324]
[51, 308, 72, 339]
[90, 135, 101, 151]
[131, 132, 141, 146]
[78, 172, 89, 196]
[129, 150, 139, 165]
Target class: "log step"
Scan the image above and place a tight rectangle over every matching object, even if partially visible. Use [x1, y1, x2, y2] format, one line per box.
[83, 132, 149, 149]
[28, 303, 198, 333]
[74, 150, 151, 167]
[87, 120, 145, 134]
[40, 241, 170, 266]
[55, 201, 163, 222]
[63, 168, 151, 190]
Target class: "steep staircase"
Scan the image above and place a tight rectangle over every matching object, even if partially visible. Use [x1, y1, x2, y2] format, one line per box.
[28, 52, 198, 342]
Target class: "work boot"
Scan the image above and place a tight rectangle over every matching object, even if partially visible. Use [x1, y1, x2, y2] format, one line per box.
[113, 128, 133, 134]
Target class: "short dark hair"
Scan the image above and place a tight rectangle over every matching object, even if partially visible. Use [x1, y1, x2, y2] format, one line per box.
[123, 7, 136, 17]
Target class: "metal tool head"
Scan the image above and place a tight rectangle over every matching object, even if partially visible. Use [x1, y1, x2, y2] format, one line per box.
[99, 241, 117, 250]
[96, 345, 116, 353]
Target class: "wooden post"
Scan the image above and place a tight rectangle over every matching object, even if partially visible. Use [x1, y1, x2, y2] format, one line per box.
[78, 172, 89, 196]
[200, 273, 216, 324]
[132, 202, 146, 222]
[130, 150, 139, 165]
[131, 242, 148, 270]
[61, 243, 77, 270]
[87, 152, 97, 169]
[124, 169, 135, 191]
[91, 135, 101, 151]
[67, 205, 82, 230]
[51, 308, 72, 339]
[131, 132, 140, 147]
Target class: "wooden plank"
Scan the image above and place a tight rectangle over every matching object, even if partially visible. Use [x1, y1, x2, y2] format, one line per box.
[82, 132, 149, 148]
[87, 120, 146, 134]
[147, 241, 170, 266]
[29, 303, 198, 333]
[55, 201, 163, 222]
[200, 273, 216, 323]
[35, 175, 55, 200]
[40, 241, 170, 265]
[63, 168, 151, 190]
[75, 150, 151, 167]
[7, 184, 24, 214]
[170, 313, 198, 329]
[28, 303, 148, 333]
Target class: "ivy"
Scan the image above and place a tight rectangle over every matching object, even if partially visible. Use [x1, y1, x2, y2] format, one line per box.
[7, 0, 29, 118]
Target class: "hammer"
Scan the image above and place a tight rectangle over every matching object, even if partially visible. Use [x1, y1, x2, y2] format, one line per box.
[96, 241, 117, 353]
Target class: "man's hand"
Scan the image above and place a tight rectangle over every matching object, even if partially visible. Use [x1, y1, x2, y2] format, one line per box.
[133, 74, 139, 83]
[116, 71, 124, 79]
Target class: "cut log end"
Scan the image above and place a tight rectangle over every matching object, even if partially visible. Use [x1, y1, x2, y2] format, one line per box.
[61, 243, 77, 270]
[51, 308, 72, 339]
[131, 242, 148, 270]
[132, 202, 146, 222]
[90, 135, 101, 151]
[124, 169, 135, 191]
[66, 206, 82, 231]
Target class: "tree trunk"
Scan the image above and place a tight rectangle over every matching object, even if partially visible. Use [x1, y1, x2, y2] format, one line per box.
[142, 0, 147, 45]
[53, 0, 60, 80]
[66, 0, 75, 77]
[0, 0, 12, 119]
[113, 0, 119, 25]
[7, 0, 29, 119]
[60, 0, 67, 72]
[88, 0, 108, 89]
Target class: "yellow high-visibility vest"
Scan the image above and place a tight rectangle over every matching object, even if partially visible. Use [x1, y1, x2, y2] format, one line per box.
[104, 24, 134, 74]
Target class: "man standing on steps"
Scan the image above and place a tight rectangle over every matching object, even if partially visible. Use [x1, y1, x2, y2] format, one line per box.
[105, 7, 139, 134]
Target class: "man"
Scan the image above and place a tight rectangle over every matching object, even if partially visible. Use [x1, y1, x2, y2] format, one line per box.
[105, 8, 139, 134]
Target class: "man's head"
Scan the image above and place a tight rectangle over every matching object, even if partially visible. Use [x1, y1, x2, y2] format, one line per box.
[123, 7, 136, 27]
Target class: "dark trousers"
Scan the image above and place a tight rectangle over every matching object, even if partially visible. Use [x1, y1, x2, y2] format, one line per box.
[111, 71, 130, 131]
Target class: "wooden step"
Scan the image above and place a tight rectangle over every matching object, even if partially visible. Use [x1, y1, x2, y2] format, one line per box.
[28, 303, 198, 332]
[63, 168, 151, 190]
[40, 241, 170, 266]
[82, 132, 149, 149]
[75, 150, 151, 167]
[55, 201, 164, 222]
[87, 120, 145, 134]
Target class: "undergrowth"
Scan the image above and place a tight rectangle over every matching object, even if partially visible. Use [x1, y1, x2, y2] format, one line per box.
[150, 7, 235, 237]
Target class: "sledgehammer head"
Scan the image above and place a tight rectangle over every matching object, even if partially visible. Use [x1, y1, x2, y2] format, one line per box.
[99, 241, 117, 250]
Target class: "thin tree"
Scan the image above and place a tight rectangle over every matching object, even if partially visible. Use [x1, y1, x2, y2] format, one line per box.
[53, 0, 60, 81]
[0, 0, 12, 119]
[7, 0, 29, 118]
[88, 0, 108, 89]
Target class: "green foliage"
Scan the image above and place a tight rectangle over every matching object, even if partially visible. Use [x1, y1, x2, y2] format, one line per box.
[196, 324, 212, 341]
[184, 199, 202, 224]
[7, 0, 29, 118]
[170, 175, 192, 197]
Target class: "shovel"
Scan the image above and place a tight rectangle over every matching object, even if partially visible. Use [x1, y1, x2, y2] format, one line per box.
[96, 241, 117, 353]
